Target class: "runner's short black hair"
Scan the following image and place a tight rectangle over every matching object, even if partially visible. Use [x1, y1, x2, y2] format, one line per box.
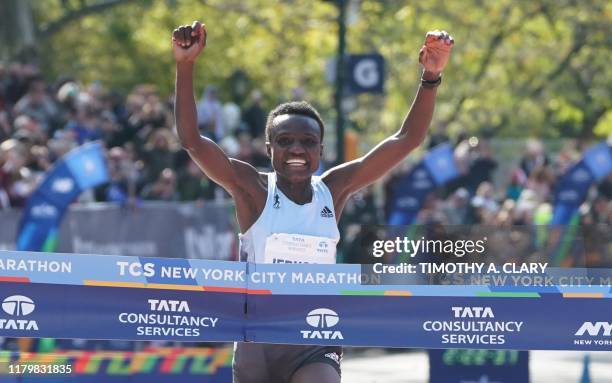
[265, 101, 325, 142]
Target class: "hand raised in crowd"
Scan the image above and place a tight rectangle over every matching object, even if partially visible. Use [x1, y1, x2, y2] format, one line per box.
[419, 30, 454, 76]
[172, 21, 207, 63]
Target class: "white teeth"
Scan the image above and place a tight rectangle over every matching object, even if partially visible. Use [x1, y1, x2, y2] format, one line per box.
[286, 159, 306, 165]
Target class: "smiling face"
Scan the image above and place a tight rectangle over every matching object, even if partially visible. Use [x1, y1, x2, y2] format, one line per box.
[267, 114, 323, 183]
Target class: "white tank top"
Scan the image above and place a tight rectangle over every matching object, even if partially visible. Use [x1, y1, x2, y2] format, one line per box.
[239, 172, 340, 264]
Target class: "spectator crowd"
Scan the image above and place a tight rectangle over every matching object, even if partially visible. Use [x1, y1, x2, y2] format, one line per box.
[0, 63, 271, 208]
[1, 62, 610, 241]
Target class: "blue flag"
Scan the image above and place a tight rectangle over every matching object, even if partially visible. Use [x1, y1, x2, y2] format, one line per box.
[423, 142, 458, 185]
[551, 142, 611, 225]
[17, 142, 108, 251]
[582, 142, 612, 181]
[388, 162, 435, 225]
[64, 142, 109, 190]
[388, 143, 459, 225]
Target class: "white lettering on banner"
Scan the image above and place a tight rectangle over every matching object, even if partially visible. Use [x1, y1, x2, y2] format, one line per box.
[290, 272, 377, 284]
[250, 272, 287, 284]
[118, 313, 218, 327]
[161, 266, 198, 279]
[148, 299, 190, 312]
[0, 258, 71, 274]
[118, 298, 219, 338]
[574, 339, 612, 346]
[556, 276, 596, 287]
[0, 318, 39, 331]
[423, 321, 523, 332]
[467, 275, 508, 286]
[116, 261, 155, 277]
[422, 306, 523, 346]
[509, 275, 555, 287]
[201, 268, 245, 282]
[451, 307, 494, 318]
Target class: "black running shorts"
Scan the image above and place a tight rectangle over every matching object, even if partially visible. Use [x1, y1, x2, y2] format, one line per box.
[232, 342, 342, 383]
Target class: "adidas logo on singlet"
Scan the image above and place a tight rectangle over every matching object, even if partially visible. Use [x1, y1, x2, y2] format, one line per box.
[320, 206, 333, 218]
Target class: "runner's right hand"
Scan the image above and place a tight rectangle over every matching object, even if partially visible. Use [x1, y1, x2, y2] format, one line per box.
[172, 21, 207, 63]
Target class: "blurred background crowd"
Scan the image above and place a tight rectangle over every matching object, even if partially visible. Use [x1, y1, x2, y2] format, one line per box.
[1, 61, 610, 228]
[0, 62, 272, 207]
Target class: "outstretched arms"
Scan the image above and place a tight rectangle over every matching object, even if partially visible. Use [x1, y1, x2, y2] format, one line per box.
[324, 30, 454, 211]
[173, 22, 262, 197]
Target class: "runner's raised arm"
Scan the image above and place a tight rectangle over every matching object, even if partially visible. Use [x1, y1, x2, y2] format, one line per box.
[172, 21, 262, 198]
[323, 30, 454, 213]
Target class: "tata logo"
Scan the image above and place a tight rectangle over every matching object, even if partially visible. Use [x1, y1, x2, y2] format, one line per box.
[2, 295, 35, 316]
[301, 308, 344, 340]
[0, 295, 39, 331]
[452, 306, 494, 318]
[148, 299, 190, 312]
[51, 178, 74, 194]
[575, 322, 612, 337]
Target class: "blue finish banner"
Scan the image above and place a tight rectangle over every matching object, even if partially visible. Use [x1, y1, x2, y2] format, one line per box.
[0, 250, 611, 351]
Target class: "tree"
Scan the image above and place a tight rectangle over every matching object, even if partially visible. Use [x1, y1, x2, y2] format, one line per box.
[0, 0, 36, 61]
[20, 0, 612, 139]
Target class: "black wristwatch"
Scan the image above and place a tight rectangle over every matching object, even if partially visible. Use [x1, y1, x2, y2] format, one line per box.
[421, 74, 442, 89]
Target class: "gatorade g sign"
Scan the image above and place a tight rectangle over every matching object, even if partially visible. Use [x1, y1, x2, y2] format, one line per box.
[346, 54, 385, 94]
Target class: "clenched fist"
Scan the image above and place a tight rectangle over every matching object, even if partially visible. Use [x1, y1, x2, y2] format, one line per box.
[172, 21, 207, 63]
[419, 30, 454, 76]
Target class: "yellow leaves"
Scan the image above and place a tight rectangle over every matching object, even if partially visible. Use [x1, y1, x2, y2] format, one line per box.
[394, 6, 412, 22]
[29, 0, 610, 139]
[593, 111, 612, 137]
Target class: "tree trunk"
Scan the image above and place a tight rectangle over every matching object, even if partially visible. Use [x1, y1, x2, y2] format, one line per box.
[0, 0, 36, 62]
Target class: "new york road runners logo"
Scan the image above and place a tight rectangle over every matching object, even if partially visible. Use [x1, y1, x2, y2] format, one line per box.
[301, 308, 343, 340]
[0, 295, 39, 331]
[574, 322, 612, 347]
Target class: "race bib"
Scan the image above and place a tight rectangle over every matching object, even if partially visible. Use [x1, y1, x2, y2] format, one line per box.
[264, 233, 337, 264]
